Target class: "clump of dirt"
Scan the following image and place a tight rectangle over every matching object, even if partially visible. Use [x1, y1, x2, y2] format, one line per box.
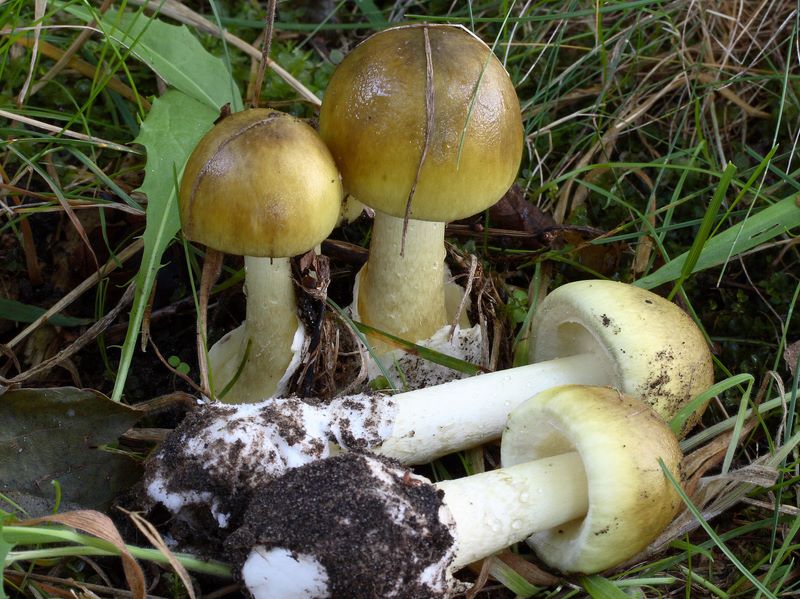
[138, 394, 399, 551]
[225, 452, 456, 598]
[139, 398, 329, 549]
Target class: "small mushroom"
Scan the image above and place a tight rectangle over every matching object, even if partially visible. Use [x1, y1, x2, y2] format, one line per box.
[227, 386, 684, 598]
[179, 109, 342, 403]
[319, 23, 523, 352]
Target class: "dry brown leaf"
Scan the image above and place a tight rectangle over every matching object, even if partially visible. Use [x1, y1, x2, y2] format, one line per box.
[464, 556, 493, 599]
[495, 551, 561, 586]
[784, 340, 799, 378]
[124, 509, 196, 599]
[19, 510, 146, 599]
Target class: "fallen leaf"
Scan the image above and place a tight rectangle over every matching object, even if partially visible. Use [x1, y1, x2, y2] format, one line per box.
[784, 340, 799, 378]
[0, 387, 143, 513]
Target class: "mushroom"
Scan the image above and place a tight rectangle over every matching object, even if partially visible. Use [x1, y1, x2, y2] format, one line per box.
[319, 24, 523, 354]
[179, 109, 342, 403]
[376, 279, 714, 463]
[226, 385, 684, 598]
[143, 280, 711, 531]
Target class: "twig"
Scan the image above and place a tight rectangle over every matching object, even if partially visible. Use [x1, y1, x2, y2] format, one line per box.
[251, 0, 277, 109]
[148, 336, 205, 396]
[197, 249, 223, 398]
[5, 238, 144, 349]
[127, 0, 320, 105]
[1, 282, 135, 386]
[402, 25, 435, 256]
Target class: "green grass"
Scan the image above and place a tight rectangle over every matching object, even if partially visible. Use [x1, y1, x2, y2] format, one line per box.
[1, 0, 799, 597]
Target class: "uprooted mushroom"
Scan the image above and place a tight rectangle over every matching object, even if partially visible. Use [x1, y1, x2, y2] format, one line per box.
[225, 385, 684, 598]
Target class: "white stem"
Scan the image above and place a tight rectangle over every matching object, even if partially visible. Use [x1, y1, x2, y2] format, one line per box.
[208, 256, 302, 403]
[357, 211, 447, 346]
[436, 451, 588, 568]
[376, 353, 609, 464]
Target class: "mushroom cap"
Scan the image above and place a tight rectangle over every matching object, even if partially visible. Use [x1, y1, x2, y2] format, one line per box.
[319, 24, 523, 222]
[529, 280, 714, 435]
[501, 385, 684, 573]
[179, 108, 342, 257]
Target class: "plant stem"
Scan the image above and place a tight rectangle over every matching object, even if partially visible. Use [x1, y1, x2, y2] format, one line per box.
[2, 526, 232, 578]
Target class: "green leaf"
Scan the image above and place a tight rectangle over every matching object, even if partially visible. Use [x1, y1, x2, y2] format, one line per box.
[489, 559, 540, 597]
[0, 388, 143, 513]
[0, 522, 11, 599]
[667, 162, 736, 300]
[0, 298, 92, 326]
[59, 7, 241, 401]
[60, 6, 243, 400]
[111, 90, 218, 402]
[636, 196, 800, 289]
[581, 575, 630, 598]
[64, 6, 242, 111]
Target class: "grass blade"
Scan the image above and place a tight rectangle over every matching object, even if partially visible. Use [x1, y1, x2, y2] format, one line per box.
[580, 575, 630, 598]
[667, 162, 736, 300]
[661, 460, 778, 598]
[0, 298, 91, 326]
[636, 195, 800, 290]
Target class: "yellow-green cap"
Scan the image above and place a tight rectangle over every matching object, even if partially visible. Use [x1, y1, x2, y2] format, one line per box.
[319, 24, 523, 223]
[502, 385, 683, 573]
[180, 109, 343, 257]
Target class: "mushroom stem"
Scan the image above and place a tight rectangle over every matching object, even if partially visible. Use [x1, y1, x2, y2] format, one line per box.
[357, 211, 447, 347]
[208, 256, 303, 403]
[436, 451, 588, 568]
[376, 352, 609, 464]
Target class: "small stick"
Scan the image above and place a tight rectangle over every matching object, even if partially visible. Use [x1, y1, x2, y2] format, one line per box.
[401, 25, 435, 256]
[5, 238, 143, 349]
[197, 248, 223, 397]
[251, 0, 277, 109]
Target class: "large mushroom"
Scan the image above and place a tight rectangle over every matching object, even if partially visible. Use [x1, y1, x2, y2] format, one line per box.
[143, 280, 711, 532]
[179, 109, 342, 403]
[319, 24, 523, 360]
[226, 385, 684, 598]
[376, 278, 714, 462]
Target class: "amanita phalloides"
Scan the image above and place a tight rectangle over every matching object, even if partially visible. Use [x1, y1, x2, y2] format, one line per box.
[144, 280, 711, 531]
[319, 23, 523, 367]
[179, 109, 342, 403]
[226, 385, 684, 598]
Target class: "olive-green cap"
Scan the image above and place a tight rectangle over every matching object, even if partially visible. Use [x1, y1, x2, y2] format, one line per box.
[319, 24, 523, 223]
[180, 109, 342, 257]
